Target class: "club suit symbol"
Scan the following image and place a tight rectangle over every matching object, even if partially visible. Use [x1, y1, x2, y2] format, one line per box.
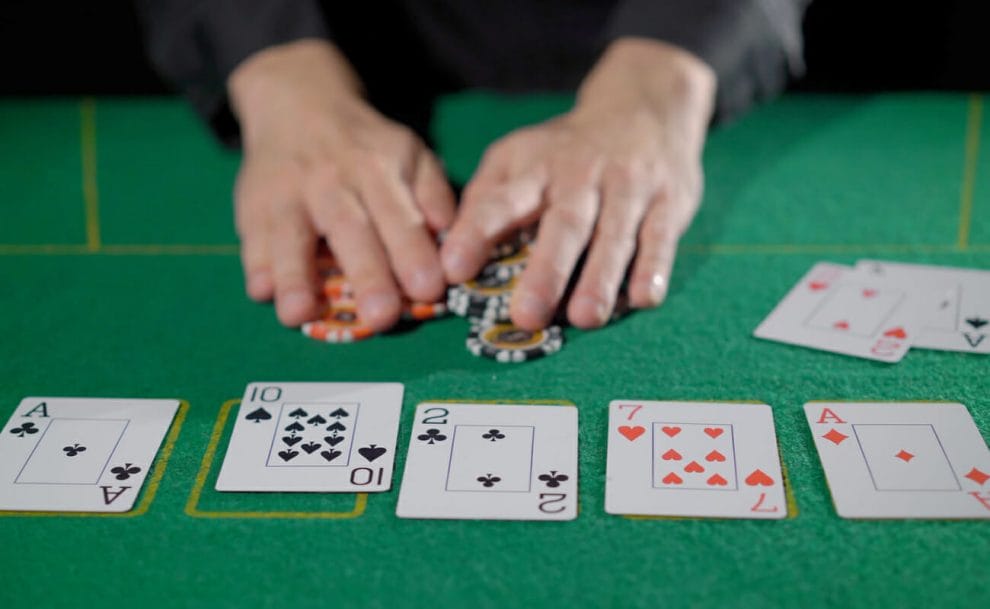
[417, 428, 447, 444]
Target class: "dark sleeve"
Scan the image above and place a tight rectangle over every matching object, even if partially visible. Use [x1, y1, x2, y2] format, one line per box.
[134, 0, 331, 146]
[604, 0, 811, 122]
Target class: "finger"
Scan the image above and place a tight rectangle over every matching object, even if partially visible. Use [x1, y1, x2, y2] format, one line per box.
[234, 167, 275, 301]
[459, 138, 512, 200]
[309, 185, 403, 332]
[627, 193, 684, 308]
[566, 177, 651, 328]
[511, 176, 602, 330]
[239, 232, 274, 301]
[412, 148, 456, 233]
[359, 168, 447, 303]
[442, 170, 546, 283]
[269, 202, 320, 327]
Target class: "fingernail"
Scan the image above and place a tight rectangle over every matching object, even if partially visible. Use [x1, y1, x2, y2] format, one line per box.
[247, 272, 270, 297]
[648, 274, 667, 304]
[573, 294, 608, 325]
[362, 291, 400, 323]
[442, 243, 472, 280]
[404, 266, 435, 295]
[280, 289, 312, 315]
[515, 291, 550, 324]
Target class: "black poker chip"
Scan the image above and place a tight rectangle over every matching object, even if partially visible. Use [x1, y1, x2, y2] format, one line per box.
[466, 321, 564, 363]
[447, 274, 517, 320]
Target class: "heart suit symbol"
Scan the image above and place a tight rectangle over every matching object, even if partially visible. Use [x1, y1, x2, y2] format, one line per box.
[618, 426, 645, 441]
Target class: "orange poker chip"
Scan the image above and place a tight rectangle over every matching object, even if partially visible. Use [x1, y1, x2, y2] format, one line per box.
[402, 299, 447, 321]
[316, 256, 355, 302]
[301, 303, 375, 343]
[322, 275, 355, 301]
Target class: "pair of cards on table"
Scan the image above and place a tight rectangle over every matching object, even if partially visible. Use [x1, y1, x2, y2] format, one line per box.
[215, 383, 578, 520]
[4, 386, 987, 520]
[608, 400, 990, 519]
[755, 260, 989, 362]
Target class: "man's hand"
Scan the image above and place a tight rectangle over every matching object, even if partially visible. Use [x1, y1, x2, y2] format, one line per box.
[229, 39, 455, 329]
[441, 38, 716, 330]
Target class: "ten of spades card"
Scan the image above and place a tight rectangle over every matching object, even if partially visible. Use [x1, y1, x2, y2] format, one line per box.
[215, 382, 403, 492]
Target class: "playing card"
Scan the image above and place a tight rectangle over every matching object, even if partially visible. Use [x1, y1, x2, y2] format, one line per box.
[396, 402, 578, 520]
[605, 401, 786, 519]
[0, 397, 179, 512]
[215, 382, 403, 492]
[855, 260, 990, 354]
[805, 402, 990, 519]
[754, 262, 923, 362]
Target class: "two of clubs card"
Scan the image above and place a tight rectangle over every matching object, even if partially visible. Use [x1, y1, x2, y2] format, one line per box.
[754, 260, 990, 362]
[396, 402, 578, 520]
[0, 397, 180, 513]
[605, 401, 789, 519]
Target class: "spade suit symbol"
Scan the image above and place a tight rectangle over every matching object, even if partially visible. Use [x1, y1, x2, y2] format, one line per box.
[358, 444, 387, 462]
[245, 408, 271, 423]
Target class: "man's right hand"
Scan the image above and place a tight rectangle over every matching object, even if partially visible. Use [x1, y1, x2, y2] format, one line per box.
[228, 39, 455, 329]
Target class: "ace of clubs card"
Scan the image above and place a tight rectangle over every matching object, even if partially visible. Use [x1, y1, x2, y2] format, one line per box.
[0, 397, 179, 512]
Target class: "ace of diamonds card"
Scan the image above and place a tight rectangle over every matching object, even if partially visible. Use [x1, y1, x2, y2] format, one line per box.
[0, 397, 179, 512]
[605, 401, 787, 519]
[805, 402, 990, 519]
[396, 402, 578, 520]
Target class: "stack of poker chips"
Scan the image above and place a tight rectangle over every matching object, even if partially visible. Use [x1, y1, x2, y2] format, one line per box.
[446, 233, 565, 363]
[301, 255, 448, 343]
[302, 232, 568, 363]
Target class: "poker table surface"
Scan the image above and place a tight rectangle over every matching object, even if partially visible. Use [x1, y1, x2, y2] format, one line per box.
[1, 91, 988, 609]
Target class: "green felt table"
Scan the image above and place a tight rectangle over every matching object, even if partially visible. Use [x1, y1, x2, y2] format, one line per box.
[0, 91, 988, 609]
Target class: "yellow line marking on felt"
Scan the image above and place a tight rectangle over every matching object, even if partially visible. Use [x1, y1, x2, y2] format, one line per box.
[81, 98, 101, 252]
[0, 244, 90, 255]
[0, 243, 240, 256]
[0, 399, 190, 518]
[185, 399, 366, 520]
[100, 244, 240, 256]
[958, 94, 983, 250]
[681, 243, 969, 256]
[2, 242, 990, 257]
